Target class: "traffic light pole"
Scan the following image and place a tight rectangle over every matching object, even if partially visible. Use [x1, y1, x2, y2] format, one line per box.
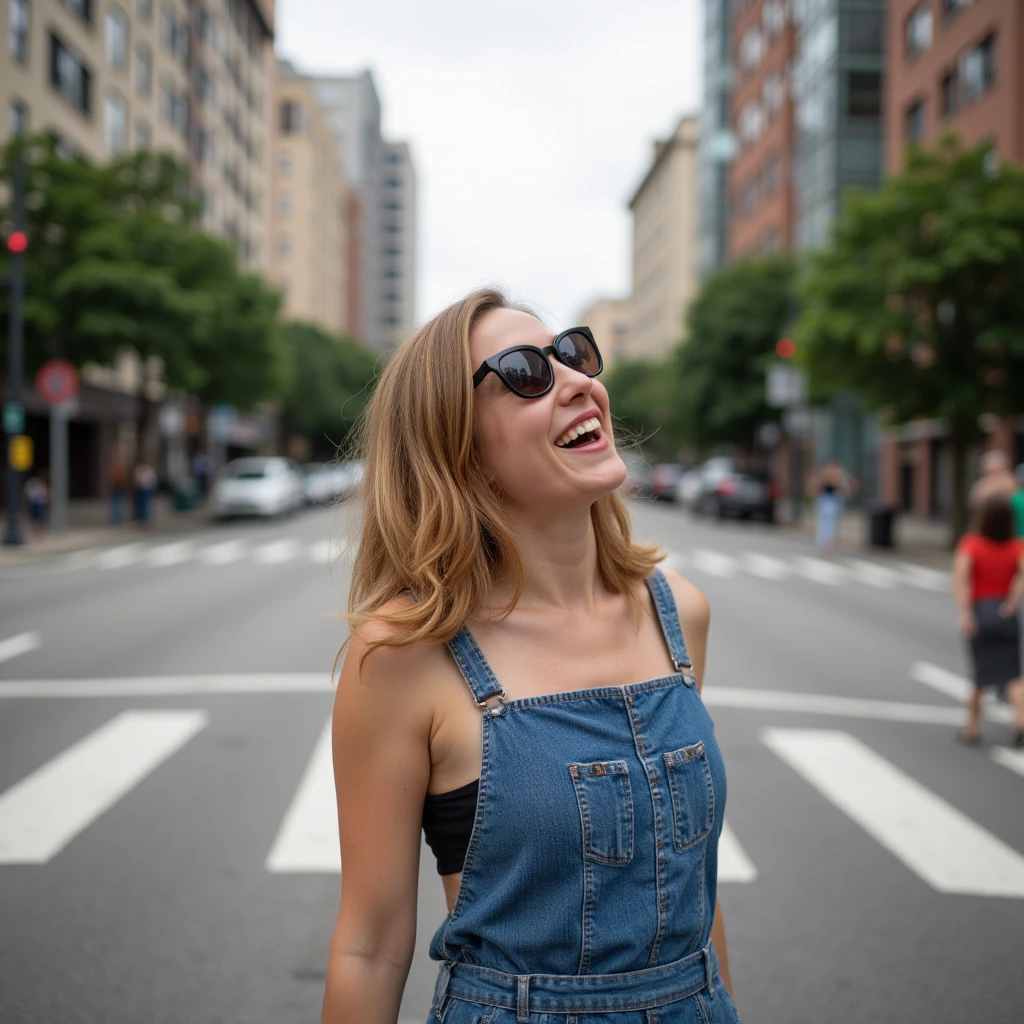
[4, 152, 26, 546]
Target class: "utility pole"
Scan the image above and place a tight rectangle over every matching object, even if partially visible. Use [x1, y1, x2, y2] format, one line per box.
[3, 151, 27, 547]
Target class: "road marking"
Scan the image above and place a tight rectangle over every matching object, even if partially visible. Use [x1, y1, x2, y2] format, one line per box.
[254, 538, 301, 565]
[897, 563, 949, 592]
[661, 551, 688, 575]
[266, 718, 340, 873]
[845, 559, 900, 589]
[144, 540, 195, 567]
[94, 543, 144, 570]
[0, 674, 331, 698]
[763, 727, 1024, 898]
[689, 549, 737, 578]
[0, 631, 41, 665]
[741, 552, 790, 581]
[197, 539, 247, 565]
[0, 710, 207, 864]
[910, 662, 1011, 724]
[991, 748, 1024, 779]
[718, 821, 757, 883]
[796, 556, 846, 586]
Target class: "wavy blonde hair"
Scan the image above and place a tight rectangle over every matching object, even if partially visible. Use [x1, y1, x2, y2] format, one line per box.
[342, 287, 661, 661]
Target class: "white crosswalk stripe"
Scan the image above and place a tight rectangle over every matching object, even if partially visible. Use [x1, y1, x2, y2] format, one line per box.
[94, 543, 145, 570]
[845, 559, 900, 589]
[717, 821, 757, 883]
[198, 538, 247, 565]
[253, 538, 302, 565]
[910, 662, 1012, 724]
[144, 540, 195, 567]
[991, 748, 1024, 779]
[689, 549, 737, 578]
[740, 552, 790, 581]
[795, 555, 847, 586]
[0, 631, 41, 665]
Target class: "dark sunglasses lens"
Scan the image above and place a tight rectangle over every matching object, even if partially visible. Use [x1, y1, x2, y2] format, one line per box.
[498, 348, 552, 396]
[557, 332, 601, 375]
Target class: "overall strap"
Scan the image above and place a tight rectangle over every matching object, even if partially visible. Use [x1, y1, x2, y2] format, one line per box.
[446, 626, 507, 717]
[645, 566, 694, 673]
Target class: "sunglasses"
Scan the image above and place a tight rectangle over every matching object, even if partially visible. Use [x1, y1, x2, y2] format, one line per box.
[471, 327, 603, 398]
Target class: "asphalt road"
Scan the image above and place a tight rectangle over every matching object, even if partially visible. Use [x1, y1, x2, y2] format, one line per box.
[1, 498, 1022, 1024]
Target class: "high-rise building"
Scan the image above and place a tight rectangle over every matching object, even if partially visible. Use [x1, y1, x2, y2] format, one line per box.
[1, 0, 276, 272]
[886, 0, 1023, 171]
[312, 71, 416, 352]
[575, 297, 630, 370]
[627, 115, 700, 359]
[269, 61, 352, 336]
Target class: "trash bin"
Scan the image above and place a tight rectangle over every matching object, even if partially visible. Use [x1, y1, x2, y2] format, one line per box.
[171, 481, 200, 512]
[868, 505, 895, 548]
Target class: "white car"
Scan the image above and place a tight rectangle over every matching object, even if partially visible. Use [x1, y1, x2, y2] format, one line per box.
[211, 457, 305, 519]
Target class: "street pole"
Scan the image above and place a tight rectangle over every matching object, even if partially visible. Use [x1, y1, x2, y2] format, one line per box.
[3, 151, 26, 547]
[50, 402, 70, 536]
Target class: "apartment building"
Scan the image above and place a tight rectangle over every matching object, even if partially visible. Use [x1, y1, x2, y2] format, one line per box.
[627, 115, 700, 359]
[2, 0, 275, 271]
[887, 0, 1022, 169]
[269, 61, 351, 336]
[312, 71, 416, 352]
[575, 297, 630, 369]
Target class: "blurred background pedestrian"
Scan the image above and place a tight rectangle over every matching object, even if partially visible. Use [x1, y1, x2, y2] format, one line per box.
[968, 450, 1018, 512]
[953, 496, 1024, 747]
[133, 461, 158, 526]
[108, 458, 128, 525]
[23, 471, 49, 538]
[192, 450, 213, 500]
[807, 460, 854, 553]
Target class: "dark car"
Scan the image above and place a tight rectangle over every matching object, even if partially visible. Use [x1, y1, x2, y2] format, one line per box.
[649, 463, 685, 502]
[692, 458, 777, 522]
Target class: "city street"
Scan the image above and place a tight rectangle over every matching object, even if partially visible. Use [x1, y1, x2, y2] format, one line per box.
[1, 499, 1022, 1024]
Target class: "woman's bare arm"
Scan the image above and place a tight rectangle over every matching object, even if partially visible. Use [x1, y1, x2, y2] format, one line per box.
[321, 616, 436, 1024]
[952, 550, 976, 636]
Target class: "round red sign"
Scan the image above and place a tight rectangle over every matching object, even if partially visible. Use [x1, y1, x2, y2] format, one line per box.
[36, 360, 80, 406]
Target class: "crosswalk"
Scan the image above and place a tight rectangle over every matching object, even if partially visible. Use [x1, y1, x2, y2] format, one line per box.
[2, 706, 1022, 898]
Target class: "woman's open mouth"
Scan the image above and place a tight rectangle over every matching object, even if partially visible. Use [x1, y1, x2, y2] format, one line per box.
[554, 417, 608, 453]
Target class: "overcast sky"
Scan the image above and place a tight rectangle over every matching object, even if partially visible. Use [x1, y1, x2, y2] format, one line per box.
[277, 0, 703, 328]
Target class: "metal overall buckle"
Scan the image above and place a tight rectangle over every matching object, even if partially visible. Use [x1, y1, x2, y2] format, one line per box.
[475, 686, 507, 718]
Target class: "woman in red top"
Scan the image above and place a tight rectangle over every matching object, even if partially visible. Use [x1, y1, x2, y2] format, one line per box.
[953, 496, 1024, 746]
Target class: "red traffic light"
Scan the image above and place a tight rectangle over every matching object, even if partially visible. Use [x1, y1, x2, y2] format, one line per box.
[6, 230, 28, 254]
[776, 337, 796, 359]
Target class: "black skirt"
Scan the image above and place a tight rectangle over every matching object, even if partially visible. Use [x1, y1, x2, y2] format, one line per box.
[969, 598, 1022, 691]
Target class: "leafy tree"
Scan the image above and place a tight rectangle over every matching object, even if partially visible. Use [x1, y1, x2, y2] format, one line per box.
[676, 255, 795, 450]
[603, 357, 680, 458]
[278, 321, 381, 458]
[795, 137, 1024, 538]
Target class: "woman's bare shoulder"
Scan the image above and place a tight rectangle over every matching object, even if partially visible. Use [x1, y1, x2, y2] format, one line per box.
[660, 567, 711, 634]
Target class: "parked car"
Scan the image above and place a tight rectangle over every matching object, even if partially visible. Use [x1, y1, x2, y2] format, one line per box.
[210, 457, 305, 519]
[691, 456, 776, 522]
[674, 467, 704, 509]
[303, 462, 339, 506]
[650, 463, 686, 502]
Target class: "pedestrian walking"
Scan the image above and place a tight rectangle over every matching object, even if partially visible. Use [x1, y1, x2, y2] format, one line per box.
[23, 472, 49, 537]
[953, 496, 1024, 747]
[321, 290, 740, 1023]
[808, 459, 853, 553]
[108, 458, 128, 525]
[968, 449, 1018, 512]
[192, 450, 213, 499]
[133, 461, 158, 526]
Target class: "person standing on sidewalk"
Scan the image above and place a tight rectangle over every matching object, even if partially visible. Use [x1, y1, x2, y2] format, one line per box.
[953, 496, 1024, 747]
[968, 450, 1018, 512]
[321, 289, 740, 1023]
[23, 472, 49, 537]
[108, 458, 128, 525]
[808, 459, 853, 553]
[133, 460, 158, 526]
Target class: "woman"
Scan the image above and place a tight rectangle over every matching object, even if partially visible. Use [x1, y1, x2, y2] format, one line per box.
[322, 290, 740, 1023]
[953, 496, 1024, 746]
[808, 460, 852, 552]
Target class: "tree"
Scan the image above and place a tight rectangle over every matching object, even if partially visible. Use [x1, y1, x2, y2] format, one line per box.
[676, 255, 795, 450]
[603, 357, 680, 458]
[795, 137, 1024, 539]
[278, 322, 380, 458]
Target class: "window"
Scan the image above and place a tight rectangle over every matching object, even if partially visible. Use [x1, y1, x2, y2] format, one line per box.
[197, 128, 216, 164]
[104, 92, 127, 152]
[50, 33, 92, 115]
[846, 71, 881, 119]
[386, 151, 401, 164]
[278, 195, 292, 216]
[941, 69, 958, 119]
[278, 151, 293, 174]
[136, 45, 151, 95]
[738, 98, 765, 144]
[135, 121, 150, 149]
[762, 0, 785, 38]
[9, 99, 29, 136]
[107, 7, 128, 69]
[9, 0, 29, 64]
[739, 27, 765, 71]
[160, 77, 187, 133]
[277, 238, 291, 258]
[161, 4, 174, 51]
[136, 0, 151, 20]
[905, 5, 932, 57]
[845, 10, 883, 55]
[762, 72, 784, 116]
[944, 0, 973, 17]
[63, 0, 92, 23]
[904, 98, 926, 143]
[280, 100, 304, 133]
[960, 34, 996, 103]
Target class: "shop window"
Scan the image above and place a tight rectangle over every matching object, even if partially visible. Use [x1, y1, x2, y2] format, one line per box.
[904, 98, 926, 143]
[905, 4, 932, 57]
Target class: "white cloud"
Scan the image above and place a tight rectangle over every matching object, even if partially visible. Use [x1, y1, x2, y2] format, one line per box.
[277, 0, 702, 327]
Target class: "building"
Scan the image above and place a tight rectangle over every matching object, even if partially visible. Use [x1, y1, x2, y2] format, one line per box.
[698, 0, 736, 278]
[627, 115, 700, 359]
[311, 71, 416, 352]
[886, 0, 1021, 170]
[269, 61, 351, 336]
[727, 0, 795, 257]
[575, 297, 631, 369]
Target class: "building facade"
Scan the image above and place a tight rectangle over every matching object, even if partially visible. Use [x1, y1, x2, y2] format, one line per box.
[627, 115, 700, 359]
[575, 297, 631, 369]
[381, 140, 416, 347]
[886, 0, 1022, 170]
[269, 61, 351, 336]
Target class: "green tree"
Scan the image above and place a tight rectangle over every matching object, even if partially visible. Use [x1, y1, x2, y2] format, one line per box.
[676, 255, 795, 449]
[795, 137, 1024, 539]
[278, 321, 380, 458]
[603, 357, 679, 458]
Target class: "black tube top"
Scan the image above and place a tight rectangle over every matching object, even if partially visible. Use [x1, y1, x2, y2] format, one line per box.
[422, 779, 479, 875]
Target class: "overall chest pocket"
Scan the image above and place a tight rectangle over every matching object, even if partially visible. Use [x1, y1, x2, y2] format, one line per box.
[664, 741, 715, 853]
[569, 760, 633, 866]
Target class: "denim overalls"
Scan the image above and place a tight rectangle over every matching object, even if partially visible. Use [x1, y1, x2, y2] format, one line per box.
[428, 568, 742, 1023]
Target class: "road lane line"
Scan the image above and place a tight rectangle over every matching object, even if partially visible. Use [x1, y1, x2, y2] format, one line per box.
[741, 552, 790, 581]
[689, 549, 737, 578]
[266, 718, 340, 873]
[897, 563, 949, 592]
[144, 540, 195, 567]
[0, 674, 331, 698]
[0, 631, 41, 665]
[254, 538, 301, 565]
[795, 556, 846, 586]
[845, 559, 900, 589]
[0, 710, 207, 864]
[661, 551, 687, 575]
[307, 539, 331, 564]
[717, 821, 757, 883]
[93, 543, 145, 569]
[991, 748, 1024, 779]
[197, 539, 247, 565]
[763, 727, 1024, 897]
[910, 662, 1011, 724]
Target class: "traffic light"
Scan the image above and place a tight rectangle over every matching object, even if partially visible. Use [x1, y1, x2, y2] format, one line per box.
[776, 337, 796, 359]
[6, 230, 28, 254]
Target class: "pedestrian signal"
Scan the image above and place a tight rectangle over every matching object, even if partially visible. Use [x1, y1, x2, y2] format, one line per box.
[9, 435, 33, 471]
[776, 338, 796, 359]
[6, 230, 28, 254]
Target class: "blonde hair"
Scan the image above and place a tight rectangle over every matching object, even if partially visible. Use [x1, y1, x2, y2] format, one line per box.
[342, 287, 661, 662]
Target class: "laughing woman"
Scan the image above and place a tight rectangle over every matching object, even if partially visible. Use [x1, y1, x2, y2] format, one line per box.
[321, 289, 741, 1024]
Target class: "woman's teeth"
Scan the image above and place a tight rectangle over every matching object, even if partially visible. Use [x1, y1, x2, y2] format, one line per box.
[555, 417, 602, 448]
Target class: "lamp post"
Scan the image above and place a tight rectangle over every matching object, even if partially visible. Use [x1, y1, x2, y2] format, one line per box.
[3, 152, 27, 547]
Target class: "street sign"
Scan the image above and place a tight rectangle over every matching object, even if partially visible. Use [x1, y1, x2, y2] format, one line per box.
[8, 435, 33, 471]
[36, 359, 80, 406]
[2, 401, 23, 435]
[784, 407, 813, 437]
[766, 365, 807, 408]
